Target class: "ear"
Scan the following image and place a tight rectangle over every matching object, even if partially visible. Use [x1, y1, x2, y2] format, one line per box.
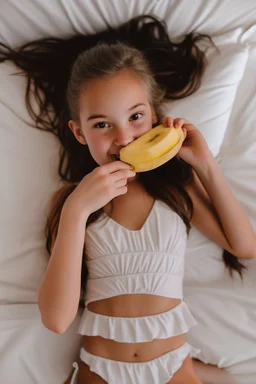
[68, 120, 87, 145]
[150, 105, 158, 125]
[151, 111, 158, 125]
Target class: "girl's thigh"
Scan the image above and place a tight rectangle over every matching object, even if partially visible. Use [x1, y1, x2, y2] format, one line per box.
[192, 359, 237, 384]
[64, 361, 107, 384]
[167, 355, 202, 384]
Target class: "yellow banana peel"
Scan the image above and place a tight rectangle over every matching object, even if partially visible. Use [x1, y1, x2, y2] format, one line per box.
[120, 124, 183, 172]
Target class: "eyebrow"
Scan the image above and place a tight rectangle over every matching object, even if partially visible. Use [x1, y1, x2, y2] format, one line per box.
[87, 103, 146, 121]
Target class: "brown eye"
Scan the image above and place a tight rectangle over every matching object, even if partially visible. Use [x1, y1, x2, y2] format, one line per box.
[130, 113, 142, 121]
[94, 122, 109, 128]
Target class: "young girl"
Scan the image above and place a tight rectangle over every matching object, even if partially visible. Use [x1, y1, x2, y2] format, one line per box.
[1, 15, 254, 384]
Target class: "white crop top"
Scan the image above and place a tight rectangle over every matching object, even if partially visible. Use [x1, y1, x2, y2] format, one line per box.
[84, 199, 187, 306]
[78, 199, 197, 343]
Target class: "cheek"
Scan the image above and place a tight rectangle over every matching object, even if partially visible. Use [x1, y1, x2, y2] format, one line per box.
[137, 117, 153, 135]
[86, 132, 110, 155]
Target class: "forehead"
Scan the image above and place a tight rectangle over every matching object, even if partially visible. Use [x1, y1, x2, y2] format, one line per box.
[79, 69, 150, 118]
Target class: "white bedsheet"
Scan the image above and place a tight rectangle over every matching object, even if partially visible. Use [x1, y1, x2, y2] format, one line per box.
[185, 43, 256, 382]
[1, 1, 256, 383]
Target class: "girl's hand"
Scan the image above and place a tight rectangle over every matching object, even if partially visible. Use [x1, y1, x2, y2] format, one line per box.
[163, 116, 212, 168]
[65, 161, 135, 217]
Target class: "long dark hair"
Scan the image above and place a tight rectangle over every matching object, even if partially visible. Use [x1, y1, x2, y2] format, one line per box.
[0, 15, 245, 295]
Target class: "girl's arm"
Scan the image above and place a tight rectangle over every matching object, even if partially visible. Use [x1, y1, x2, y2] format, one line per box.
[38, 201, 89, 334]
[38, 161, 134, 334]
[162, 116, 256, 260]
[187, 154, 256, 259]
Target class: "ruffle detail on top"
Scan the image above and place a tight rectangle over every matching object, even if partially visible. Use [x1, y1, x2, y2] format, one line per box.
[80, 342, 200, 384]
[78, 301, 197, 343]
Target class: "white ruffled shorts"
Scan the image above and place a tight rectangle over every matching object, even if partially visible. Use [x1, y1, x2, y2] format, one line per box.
[70, 342, 199, 384]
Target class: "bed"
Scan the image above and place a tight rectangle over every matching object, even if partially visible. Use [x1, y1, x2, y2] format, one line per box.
[0, 1, 256, 383]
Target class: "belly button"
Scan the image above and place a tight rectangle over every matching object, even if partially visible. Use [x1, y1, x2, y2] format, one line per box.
[133, 353, 138, 357]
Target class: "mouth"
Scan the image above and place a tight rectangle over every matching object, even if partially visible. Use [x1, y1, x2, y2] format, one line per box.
[112, 154, 120, 161]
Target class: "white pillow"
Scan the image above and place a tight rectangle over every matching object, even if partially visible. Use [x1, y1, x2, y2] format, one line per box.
[163, 43, 248, 156]
[152, 0, 256, 43]
[0, 0, 154, 47]
[1, 0, 256, 47]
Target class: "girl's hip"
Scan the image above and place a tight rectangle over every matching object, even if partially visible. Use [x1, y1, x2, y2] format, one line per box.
[66, 342, 200, 384]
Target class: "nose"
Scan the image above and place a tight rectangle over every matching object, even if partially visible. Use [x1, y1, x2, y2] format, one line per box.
[113, 127, 133, 147]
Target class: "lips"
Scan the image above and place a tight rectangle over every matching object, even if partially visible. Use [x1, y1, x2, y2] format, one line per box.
[112, 154, 120, 161]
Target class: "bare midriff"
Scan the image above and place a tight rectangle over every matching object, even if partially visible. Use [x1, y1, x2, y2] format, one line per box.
[83, 294, 186, 362]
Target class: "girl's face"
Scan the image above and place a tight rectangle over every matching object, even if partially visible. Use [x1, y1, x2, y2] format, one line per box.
[69, 68, 157, 166]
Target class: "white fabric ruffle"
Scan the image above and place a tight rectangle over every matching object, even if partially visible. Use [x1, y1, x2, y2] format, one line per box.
[78, 301, 197, 342]
[80, 342, 200, 384]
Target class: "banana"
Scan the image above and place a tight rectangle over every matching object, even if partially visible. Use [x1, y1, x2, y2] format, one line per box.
[120, 124, 183, 172]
